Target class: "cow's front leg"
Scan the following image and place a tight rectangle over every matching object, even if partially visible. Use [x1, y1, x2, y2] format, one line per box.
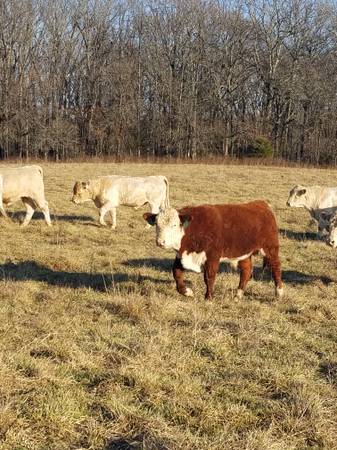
[236, 257, 253, 299]
[173, 257, 193, 297]
[203, 258, 220, 300]
[109, 207, 117, 230]
[99, 202, 114, 227]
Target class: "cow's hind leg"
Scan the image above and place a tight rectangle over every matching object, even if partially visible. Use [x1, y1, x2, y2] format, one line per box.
[21, 197, 36, 226]
[35, 197, 51, 226]
[173, 257, 193, 297]
[144, 203, 160, 229]
[236, 257, 253, 299]
[264, 248, 283, 297]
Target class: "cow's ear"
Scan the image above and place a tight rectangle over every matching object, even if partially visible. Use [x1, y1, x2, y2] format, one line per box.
[143, 212, 157, 226]
[179, 214, 191, 229]
[298, 188, 306, 196]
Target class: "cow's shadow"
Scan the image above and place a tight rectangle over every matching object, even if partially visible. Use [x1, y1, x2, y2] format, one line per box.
[279, 228, 320, 241]
[124, 258, 237, 274]
[124, 258, 332, 286]
[5, 211, 95, 223]
[123, 258, 173, 272]
[253, 266, 333, 285]
[0, 261, 170, 292]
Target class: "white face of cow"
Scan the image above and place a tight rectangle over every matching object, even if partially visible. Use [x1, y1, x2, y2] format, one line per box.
[144, 208, 186, 250]
[327, 214, 337, 247]
[286, 185, 308, 207]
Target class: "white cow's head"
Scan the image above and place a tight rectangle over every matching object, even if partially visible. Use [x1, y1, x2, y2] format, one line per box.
[144, 208, 190, 250]
[72, 181, 93, 204]
[286, 185, 308, 208]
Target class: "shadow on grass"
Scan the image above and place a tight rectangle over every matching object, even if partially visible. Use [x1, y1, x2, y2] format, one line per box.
[104, 435, 169, 450]
[7, 211, 95, 223]
[253, 266, 333, 285]
[124, 258, 236, 274]
[123, 258, 173, 272]
[0, 261, 170, 292]
[279, 228, 320, 241]
[123, 258, 333, 286]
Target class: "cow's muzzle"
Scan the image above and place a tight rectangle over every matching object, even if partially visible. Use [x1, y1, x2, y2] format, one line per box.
[328, 238, 337, 247]
[156, 239, 166, 248]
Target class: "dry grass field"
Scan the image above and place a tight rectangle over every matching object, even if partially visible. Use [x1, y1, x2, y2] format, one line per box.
[1, 162, 337, 450]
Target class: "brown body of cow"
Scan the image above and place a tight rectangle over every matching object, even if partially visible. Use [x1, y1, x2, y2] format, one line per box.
[144, 200, 283, 299]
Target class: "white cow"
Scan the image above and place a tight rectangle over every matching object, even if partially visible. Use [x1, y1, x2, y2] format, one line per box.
[286, 184, 337, 235]
[0, 165, 51, 226]
[72, 175, 170, 229]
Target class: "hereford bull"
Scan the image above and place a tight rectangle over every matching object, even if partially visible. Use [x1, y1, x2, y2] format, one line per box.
[144, 201, 283, 299]
[72, 175, 169, 229]
[0, 165, 51, 226]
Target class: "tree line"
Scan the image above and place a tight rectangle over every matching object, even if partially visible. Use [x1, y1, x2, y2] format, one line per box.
[1, 0, 337, 164]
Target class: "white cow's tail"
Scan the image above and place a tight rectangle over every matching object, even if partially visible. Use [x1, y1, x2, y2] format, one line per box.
[162, 176, 170, 209]
[37, 165, 44, 178]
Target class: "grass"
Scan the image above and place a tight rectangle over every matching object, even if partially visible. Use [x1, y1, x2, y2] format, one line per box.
[0, 162, 337, 450]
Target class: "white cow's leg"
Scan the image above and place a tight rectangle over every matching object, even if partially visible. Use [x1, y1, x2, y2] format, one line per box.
[35, 195, 52, 226]
[100, 202, 115, 227]
[145, 203, 160, 229]
[0, 199, 8, 219]
[109, 207, 117, 229]
[40, 200, 52, 226]
[21, 198, 35, 226]
[149, 203, 160, 214]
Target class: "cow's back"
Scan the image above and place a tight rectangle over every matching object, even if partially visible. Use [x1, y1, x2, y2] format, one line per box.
[0, 165, 44, 203]
[103, 175, 167, 206]
[178, 201, 279, 258]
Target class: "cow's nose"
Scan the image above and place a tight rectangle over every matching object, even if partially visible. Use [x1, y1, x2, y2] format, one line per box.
[330, 239, 335, 247]
[286, 201, 290, 207]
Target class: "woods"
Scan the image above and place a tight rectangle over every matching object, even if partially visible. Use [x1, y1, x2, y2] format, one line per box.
[1, 0, 337, 164]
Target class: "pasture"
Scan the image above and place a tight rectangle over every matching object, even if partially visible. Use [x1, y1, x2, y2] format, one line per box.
[1, 162, 337, 450]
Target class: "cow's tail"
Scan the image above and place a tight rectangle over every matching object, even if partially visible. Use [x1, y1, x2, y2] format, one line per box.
[162, 176, 170, 209]
[36, 165, 44, 178]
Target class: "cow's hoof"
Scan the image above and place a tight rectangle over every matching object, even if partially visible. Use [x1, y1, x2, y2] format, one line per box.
[184, 287, 194, 297]
[234, 289, 244, 300]
[276, 287, 284, 298]
[111, 226, 116, 230]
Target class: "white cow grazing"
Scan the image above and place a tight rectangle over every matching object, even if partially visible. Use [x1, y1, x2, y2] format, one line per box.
[0, 165, 51, 226]
[286, 184, 337, 235]
[72, 175, 170, 229]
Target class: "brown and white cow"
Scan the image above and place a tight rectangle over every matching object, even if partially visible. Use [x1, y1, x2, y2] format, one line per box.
[144, 201, 283, 299]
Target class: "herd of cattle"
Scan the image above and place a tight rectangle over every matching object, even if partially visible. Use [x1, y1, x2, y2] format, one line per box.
[0, 164, 336, 299]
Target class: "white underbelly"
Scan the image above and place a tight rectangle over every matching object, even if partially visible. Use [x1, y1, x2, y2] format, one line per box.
[180, 249, 265, 273]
